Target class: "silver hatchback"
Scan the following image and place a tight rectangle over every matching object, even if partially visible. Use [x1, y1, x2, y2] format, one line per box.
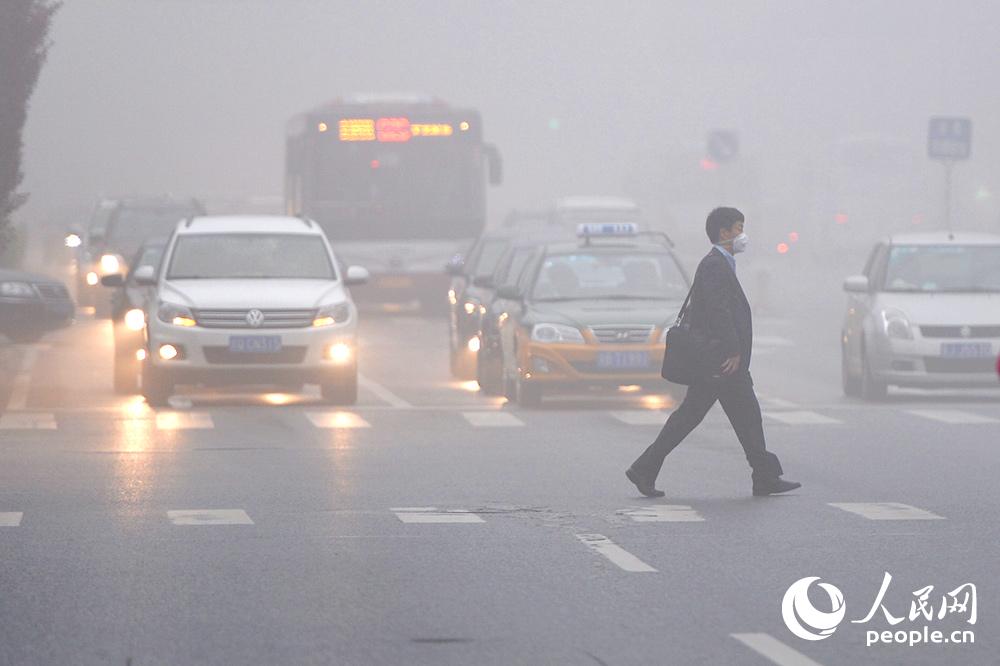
[841, 232, 1000, 399]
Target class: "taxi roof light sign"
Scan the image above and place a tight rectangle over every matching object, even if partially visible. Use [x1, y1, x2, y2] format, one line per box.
[576, 222, 638, 237]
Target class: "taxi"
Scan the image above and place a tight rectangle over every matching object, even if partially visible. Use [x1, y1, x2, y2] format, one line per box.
[492, 223, 690, 406]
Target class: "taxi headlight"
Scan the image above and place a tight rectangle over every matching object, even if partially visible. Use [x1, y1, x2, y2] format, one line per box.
[0, 281, 34, 298]
[124, 308, 146, 331]
[463, 301, 478, 315]
[313, 302, 351, 327]
[880, 308, 913, 340]
[531, 323, 584, 344]
[157, 302, 196, 327]
[100, 254, 121, 274]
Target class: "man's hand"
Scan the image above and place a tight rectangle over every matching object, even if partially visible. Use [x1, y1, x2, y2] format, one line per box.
[720, 354, 741, 375]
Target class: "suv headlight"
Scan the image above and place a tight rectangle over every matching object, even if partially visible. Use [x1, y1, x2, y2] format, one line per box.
[313, 302, 351, 327]
[880, 308, 912, 340]
[0, 281, 34, 298]
[531, 323, 584, 344]
[157, 302, 196, 327]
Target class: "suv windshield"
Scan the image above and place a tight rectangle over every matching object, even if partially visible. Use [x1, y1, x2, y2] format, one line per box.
[531, 251, 687, 301]
[167, 234, 336, 279]
[883, 245, 1000, 293]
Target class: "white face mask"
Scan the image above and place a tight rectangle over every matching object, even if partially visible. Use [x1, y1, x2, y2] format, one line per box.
[731, 232, 749, 254]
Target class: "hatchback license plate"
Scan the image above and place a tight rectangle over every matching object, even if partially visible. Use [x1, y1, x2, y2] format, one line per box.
[940, 342, 992, 358]
[597, 351, 650, 369]
[228, 335, 282, 353]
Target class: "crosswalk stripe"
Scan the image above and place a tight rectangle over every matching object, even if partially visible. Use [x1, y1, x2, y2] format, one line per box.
[0, 512, 24, 527]
[618, 505, 705, 522]
[576, 533, 657, 572]
[731, 633, 825, 666]
[828, 502, 945, 521]
[905, 409, 1000, 425]
[306, 411, 371, 428]
[610, 410, 669, 425]
[392, 507, 484, 523]
[166, 509, 254, 525]
[461, 411, 524, 427]
[358, 374, 412, 408]
[764, 410, 842, 425]
[0, 413, 57, 430]
[155, 412, 213, 430]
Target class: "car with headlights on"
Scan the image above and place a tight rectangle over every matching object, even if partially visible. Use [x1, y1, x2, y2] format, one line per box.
[139, 216, 369, 406]
[100, 237, 167, 393]
[0, 268, 75, 343]
[842, 231, 1000, 400]
[492, 223, 690, 406]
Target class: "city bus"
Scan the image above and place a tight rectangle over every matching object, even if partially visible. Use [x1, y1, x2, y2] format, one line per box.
[285, 94, 502, 312]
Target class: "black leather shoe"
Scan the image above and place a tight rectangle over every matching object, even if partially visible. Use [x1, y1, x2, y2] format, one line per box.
[626, 467, 665, 498]
[753, 478, 802, 496]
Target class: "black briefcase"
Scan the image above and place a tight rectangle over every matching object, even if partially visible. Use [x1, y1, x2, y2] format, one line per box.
[660, 287, 723, 385]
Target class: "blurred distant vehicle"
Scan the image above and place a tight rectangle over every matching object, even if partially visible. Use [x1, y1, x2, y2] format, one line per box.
[488, 223, 689, 406]
[551, 196, 642, 226]
[75, 197, 205, 316]
[100, 237, 167, 393]
[285, 94, 501, 313]
[0, 268, 74, 343]
[842, 232, 1000, 400]
[140, 216, 369, 407]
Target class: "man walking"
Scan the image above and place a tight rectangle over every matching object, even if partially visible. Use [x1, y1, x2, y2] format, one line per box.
[626, 207, 801, 497]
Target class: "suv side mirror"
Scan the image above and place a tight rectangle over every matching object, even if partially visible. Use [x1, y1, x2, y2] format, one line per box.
[100, 274, 124, 287]
[843, 275, 870, 293]
[345, 265, 370, 286]
[472, 275, 494, 288]
[496, 284, 521, 300]
[485, 143, 503, 186]
[133, 265, 157, 286]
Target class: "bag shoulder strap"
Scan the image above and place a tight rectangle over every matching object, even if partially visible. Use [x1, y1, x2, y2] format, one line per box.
[674, 281, 696, 325]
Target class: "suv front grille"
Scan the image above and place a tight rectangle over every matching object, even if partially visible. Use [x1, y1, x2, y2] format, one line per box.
[921, 325, 1000, 338]
[588, 324, 655, 344]
[194, 308, 316, 329]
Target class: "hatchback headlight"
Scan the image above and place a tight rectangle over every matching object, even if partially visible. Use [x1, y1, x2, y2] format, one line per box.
[880, 308, 913, 340]
[531, 323, 584, 344]
[0, 281, 34, 298]
[157, 302, 196, 327]
[313, 302, 351, 327]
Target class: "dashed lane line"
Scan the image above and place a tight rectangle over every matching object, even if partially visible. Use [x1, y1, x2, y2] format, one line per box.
[166, 509, 254, 525]
[828, 502, 945, 521]
[155, 412, 214, 430]
[358, 374, 413, 409]
[764, 410, 842, 425]
[306, 411, 371, 428]
[618, 505, 705, 522]
[0, 512, 24, 527]
[730, 633, 825, 666]
[904, 409, 999, 425]
[576, 533, 657, 572]
[392, 507, 485, 523]
[610, 410, 670, 425]
[461, 411, 524, 427]
[5, 345, 49, 411]
[0, 413, 57, 430]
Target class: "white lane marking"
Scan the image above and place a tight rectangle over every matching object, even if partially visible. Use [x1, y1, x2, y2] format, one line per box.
[392, 507, 485, 524]
[358, 374, 412, 409]
[610, 410, 669, 425]
[0, 413, 57, 430]
[166, 509, 254, 526]
[618, 505, 705, 522]
[462, 411, 524, 427]
[576, 533, 657, 572]
[0, 512, 24, 527]
[759, 397, 799, 409]
[7, 346, 47, 411]
[905, 409, 1000, 425]
[306, 411, 371, 428]
[754, 335, 795, 347]
[828, 502, 945, 521]
[764, 410, 842, 425]
[155, 412, 213, 430]
[166, 395, 193, 410]
[731, 633, 825, 666]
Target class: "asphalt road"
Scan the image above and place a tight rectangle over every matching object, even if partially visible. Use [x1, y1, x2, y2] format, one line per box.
[1, 309, 998, 666]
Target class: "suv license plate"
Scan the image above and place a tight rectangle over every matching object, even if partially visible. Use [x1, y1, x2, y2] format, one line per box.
[228, 335, 282, 353]
[940, 342, 992, 358]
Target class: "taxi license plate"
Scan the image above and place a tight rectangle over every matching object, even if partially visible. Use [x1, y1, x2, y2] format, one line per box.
[597, 351, 650, 369]
[228, 335, 282, 353]
[940, 342, 992, 358]
[378, 276, 414, 289]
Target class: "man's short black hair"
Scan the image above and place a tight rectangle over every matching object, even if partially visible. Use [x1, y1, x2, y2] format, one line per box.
[705, 207, 745, 243]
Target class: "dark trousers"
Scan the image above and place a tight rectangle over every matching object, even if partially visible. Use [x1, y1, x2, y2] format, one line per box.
[631, 371, 783, 484]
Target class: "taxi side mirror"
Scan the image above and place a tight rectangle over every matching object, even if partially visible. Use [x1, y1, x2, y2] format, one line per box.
[496, 285, 521, 300]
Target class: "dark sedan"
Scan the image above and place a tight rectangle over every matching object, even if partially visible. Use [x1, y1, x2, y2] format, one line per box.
[0, 268, 75, 343]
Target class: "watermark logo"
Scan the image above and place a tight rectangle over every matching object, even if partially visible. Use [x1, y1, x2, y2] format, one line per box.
[781, 577, 846, 641]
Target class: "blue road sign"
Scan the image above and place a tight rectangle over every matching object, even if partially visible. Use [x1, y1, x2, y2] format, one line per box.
[707, 130, 739, 163]
[928, 117, 971, 160]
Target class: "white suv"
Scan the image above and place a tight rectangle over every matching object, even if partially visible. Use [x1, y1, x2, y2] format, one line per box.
[137, 216, 368, 406]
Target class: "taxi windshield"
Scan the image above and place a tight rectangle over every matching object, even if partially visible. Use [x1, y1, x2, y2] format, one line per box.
[532, 251, 687, 301]
[883, 245, 1000, 293]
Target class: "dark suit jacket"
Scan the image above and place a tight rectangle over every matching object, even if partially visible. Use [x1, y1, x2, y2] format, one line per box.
[687, 247, 753, 372]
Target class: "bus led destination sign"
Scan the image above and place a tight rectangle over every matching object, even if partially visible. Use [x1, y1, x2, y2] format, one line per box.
[336, 117, 454, 142]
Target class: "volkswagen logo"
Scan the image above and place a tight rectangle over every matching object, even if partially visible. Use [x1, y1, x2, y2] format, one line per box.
[245, 309, 265, 328]
[615, 330, 630, 341]
[960, 325, 972, 338]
